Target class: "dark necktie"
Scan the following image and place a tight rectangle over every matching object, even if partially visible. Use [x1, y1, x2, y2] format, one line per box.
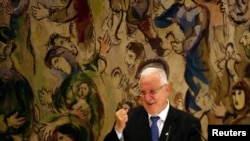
[150, 116, 160, 141]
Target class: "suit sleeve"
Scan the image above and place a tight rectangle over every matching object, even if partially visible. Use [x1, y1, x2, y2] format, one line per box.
[188, 117, 202, 141]
[103, 127, 121, 141]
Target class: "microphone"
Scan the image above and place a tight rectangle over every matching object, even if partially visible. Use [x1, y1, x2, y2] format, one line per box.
[192, 123, 207, 141]
[166, 126, 171, 141]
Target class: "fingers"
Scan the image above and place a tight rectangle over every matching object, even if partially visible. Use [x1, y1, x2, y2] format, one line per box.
[219, 100, 224, 106]
[115, 109, 128, 121]
[115, 108, 128, 132]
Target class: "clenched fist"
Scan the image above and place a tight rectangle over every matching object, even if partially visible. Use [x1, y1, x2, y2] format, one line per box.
[114, 108, 129, 133]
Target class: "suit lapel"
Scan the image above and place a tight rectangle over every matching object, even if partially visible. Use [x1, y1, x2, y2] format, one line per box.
[137, 109, 152, 141]
[159, 105, 178, 141]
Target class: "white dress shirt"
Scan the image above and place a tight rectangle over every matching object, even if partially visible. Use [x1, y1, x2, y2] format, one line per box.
[149, 100, 170, 136]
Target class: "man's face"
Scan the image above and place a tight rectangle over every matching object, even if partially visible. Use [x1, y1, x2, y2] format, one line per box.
[232, 89, 245, 110]
[226, 0, 250, 23]
[0, 41, 11, 60]
[240, 29, 250, 48]
[51, 56, 71, 74]
[78, 83, 89, 98]
[219, 0, 232, 14]
[124, 50, 136, 68]
[0, 41, 12, 70]
[139, 72, 169, 116]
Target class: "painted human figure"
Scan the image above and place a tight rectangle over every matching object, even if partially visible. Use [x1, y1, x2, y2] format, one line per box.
[223, 80, 250, 124]
[70, 81, 92, 121]
[40, 72, 104, 141]
[153, 0, 211, 112]
[124, 41, 146, 77]
[107, 0, 167, 56]
[51, 123, 87, 141]
[240, 27, 250, 60]
[211, 78, 250, 125]
[31, 0, 93, 44]
[0, 26, 38, 140]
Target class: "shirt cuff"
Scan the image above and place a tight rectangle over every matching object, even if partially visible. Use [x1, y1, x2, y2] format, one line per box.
[115, 129, 123, 140]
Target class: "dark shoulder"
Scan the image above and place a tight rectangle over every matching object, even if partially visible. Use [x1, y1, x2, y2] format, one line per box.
[169, 105, 199, 123]
[128, 105, 145, 114]
[127, 106, 147, 119]
[169, 106, 198, 120]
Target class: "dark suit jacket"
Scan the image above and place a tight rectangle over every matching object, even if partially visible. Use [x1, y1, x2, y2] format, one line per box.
[104, 105, 201, 141]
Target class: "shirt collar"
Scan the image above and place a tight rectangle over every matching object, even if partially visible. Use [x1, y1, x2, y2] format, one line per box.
[148, 100, 170, 122]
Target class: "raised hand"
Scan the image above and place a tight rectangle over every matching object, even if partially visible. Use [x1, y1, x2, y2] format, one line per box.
[31, 3, 49, 20]
[114, 108, 129, 133]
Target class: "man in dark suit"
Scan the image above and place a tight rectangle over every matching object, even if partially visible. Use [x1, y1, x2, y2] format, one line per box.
[104, 58, 201, 141]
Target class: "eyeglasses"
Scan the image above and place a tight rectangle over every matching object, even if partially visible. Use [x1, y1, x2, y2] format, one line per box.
[139, 84, 166, 96]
